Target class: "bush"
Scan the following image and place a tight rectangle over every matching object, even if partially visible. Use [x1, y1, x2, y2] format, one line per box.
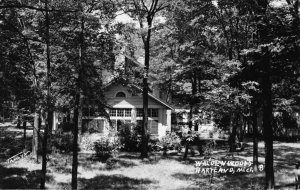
[160, 132, 181, 154]
[59, 122, 74, 132]
[105, 157, 119, 170]
[51, 131, 74, 153]
[118, 123, 142, 152]
[94, 137, 120, 161]
[117, 123, 163, 152]
[81, 136, 95, 151]
[148, 138, 162, 152]
[181, 130, 198, 146]
[202, 140, 216, 157]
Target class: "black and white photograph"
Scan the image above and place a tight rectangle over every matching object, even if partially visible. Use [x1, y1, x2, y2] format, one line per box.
[0, 0, 300, 189]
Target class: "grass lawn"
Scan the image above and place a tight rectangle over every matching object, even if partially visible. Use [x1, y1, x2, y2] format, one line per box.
[1, 123, 300, 189]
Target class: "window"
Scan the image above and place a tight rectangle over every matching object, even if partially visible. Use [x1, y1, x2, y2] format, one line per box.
[110, 108, 131, 118]
[125, 109, 131, 117]
[110, 119, 131, 132]
[136, 119, 158, 135]
[110, 108, 132, 132]
[136, 108, 159, 118]
[116, 92, 126, 98]
[137, 109, 143, 117]
[82, 119, 104, 133]
[111, 120, 116, 130]
[149, 120, 158, 135]
[110, 109, 116, 117]
[97, 120, 104, 133]
[137, 120, 143, 127]
[117, 109, 124, 117]
[150, 109, 158, 117]
[117, 120, 123, 131]
[194, 123, 199, 131]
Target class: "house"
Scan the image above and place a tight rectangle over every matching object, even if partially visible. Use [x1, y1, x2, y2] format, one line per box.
[171, 109, 230, 139]
[82, 79, 173, 139]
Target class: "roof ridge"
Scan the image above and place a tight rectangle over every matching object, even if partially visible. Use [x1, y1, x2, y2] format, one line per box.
[104, 79, 173, 110]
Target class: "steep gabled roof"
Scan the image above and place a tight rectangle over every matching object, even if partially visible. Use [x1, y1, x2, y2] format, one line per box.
[123, 54, 144, 68]
[103, 77, 173, 110]
[130, 84, 174, 110]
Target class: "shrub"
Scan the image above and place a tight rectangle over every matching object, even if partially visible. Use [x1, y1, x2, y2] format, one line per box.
[148, 138, 161, 152]
[202, 140, 216, 157]
[105, 157, 119, 170]
[160, 132, 181, 155]
[117, 123, 163, 152]
[51, 131, 74, 153]
[94, 137, 120, 161]
[59, 122, 74, 132]
[118, 123, 142, 152]
[81, 136, 95, 151]
[181, 130, 198, 146]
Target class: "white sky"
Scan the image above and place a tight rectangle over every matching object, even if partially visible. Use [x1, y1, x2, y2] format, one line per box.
[212, 0, 287, 8]
[115, 12, 134, 24]
[270, 0, 288, 7]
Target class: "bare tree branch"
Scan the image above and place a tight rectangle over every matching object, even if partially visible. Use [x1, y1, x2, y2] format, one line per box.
[0, 14, 43, 43]
[141, 0, 149, 12]
[153, 3, 169, 14]
[149, 0, 155, 13]
[0, 4, 79, 12]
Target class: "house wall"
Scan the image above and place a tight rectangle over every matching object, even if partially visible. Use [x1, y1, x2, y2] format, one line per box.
[83, 84, 171, 139]
[105, 84, 164, 108]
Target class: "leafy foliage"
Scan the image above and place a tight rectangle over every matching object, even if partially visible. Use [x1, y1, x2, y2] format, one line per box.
[94, 137, 120, 162]
[51, 131, 74, 153]
[118, 123, 142, 152]
[159, 132, 181, 153]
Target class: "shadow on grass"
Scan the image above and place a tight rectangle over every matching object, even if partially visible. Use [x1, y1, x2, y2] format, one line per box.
[75, 174, 157, 189]
[0, 126, 33, 161]
[236, 144, 300, 171]
[220, 173, 264, 190]
[172, 171, 264, 190]
[116, 159, 137, 168]
[172, 172, 199, 181]
[118, 153, 140, 160]
[0, 165, 54, 189]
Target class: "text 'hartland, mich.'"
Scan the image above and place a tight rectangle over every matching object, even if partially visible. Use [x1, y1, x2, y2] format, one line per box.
[194, 160, 264, 174]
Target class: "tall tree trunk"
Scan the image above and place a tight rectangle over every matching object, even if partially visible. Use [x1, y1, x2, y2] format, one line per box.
[183, 73, 197, 160]
[262, 47, 274, 189]
[41, 0, 51, 188]
[17, 116, 21, 128]
[32, 111, 40, 162]
[135, 0, 162, 159]
[48, 111, 53, 134]
[72, 15, 84, 189]
[72, 95, 80, 190]
[23, 121, 27, 151]
[141, 74, 149, 158]
[67, 110, 71, 122]
[229, 114, 238, 152]
[252, 104, 259, 172]
[183, 104, 193, 159]
[255, 0, 275, 187]
[141, 16, 153, 159]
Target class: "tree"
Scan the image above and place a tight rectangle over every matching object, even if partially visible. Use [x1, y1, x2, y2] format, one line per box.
[235, 0, 300, 188]
[119, 0, 170, 158]
[0, 1, 55, 186]
[40, 0, 51, 188]
[46, 1, 117, 188]
[0, 1, 45, 162]
[152, 0, 241, 158]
